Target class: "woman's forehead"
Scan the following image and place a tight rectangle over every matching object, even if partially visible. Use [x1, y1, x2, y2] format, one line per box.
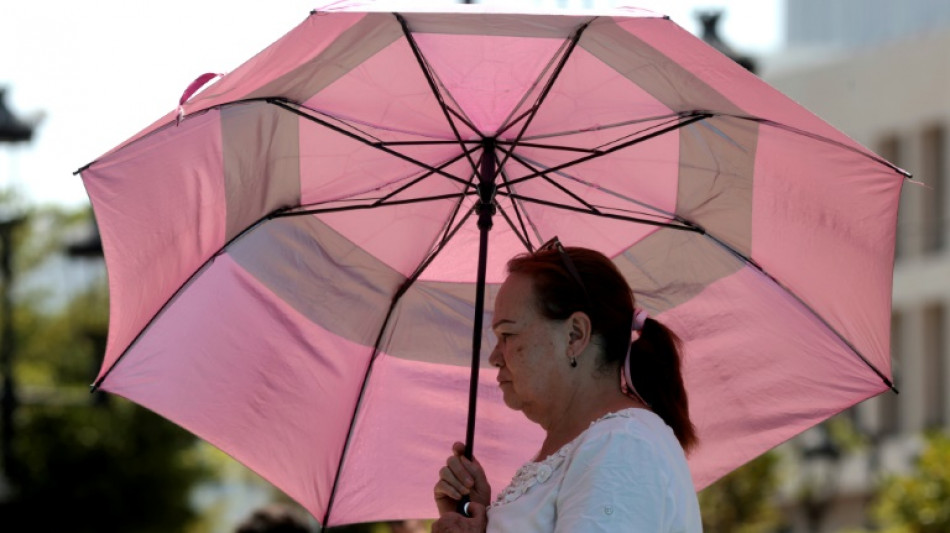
[495, 274, 538, 318]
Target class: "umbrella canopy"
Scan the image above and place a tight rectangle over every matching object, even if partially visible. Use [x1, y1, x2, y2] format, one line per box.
[78, 3, 905, 527]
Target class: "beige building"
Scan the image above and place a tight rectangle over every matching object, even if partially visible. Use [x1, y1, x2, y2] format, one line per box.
[763, 6, 950, 532]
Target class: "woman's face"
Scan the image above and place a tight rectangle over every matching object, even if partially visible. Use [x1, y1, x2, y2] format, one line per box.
[489, 273, 572, 424]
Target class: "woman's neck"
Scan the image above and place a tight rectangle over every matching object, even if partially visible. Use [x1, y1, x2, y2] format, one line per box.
[535, 386, 646, 460]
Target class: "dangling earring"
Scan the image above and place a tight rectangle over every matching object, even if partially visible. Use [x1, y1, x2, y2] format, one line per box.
[570, 357, 578, 368]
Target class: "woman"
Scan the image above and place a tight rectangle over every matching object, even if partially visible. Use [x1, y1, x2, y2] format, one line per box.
[432, 239, 702, 532]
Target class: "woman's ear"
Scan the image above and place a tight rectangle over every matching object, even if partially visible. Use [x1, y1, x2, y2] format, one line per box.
[567, 311, 592, 353]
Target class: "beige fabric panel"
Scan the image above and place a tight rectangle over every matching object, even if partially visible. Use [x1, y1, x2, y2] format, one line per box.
[579, 18, 745, 114]
[222, 103, 302, 242]
[676, 117, 757, 257]
[614, 227, 745, 314]
[249, 13, 404, 103]
[403, 12, 590, 38]
[228, 215, 405, 352]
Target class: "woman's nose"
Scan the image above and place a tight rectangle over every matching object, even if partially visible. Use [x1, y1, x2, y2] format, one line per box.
[488, 342, 502, 367]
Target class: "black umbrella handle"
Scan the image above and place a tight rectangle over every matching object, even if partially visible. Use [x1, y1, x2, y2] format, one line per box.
[456, 496, 472, 517]
[456, 142, 496, 517]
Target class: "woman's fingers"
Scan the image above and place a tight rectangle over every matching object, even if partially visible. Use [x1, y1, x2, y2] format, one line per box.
[447, 455, 474, 489]
[436, 441, 492, 512]
[434, 478, 463, 501]
[440, 464, 470, 495]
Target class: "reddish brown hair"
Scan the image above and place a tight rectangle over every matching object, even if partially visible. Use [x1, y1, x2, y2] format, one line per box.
[507, 245, 697, 453]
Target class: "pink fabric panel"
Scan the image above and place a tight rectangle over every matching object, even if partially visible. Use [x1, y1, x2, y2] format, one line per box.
[413, 33, 565, 134]
[509, 177, 666, 258]
[296, 120, 460, 207]
[308, 155, 474, 278]
[511, 132, 679, 212]
[102, 254, 371, 521]
[419, 195, 534, 284]
[668, 264, 888, 488]
[751, 125, 901, 374]
[303, 38, 473, 139]
[620, 17, 872, 156]
[83, 111, 227, 380]
[526, 46, 673, 138]
[329, 354, 543, 525]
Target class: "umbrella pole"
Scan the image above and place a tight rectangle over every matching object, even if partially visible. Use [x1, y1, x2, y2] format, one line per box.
[465, 139, 497, 458]
[459, 139, 496, 514]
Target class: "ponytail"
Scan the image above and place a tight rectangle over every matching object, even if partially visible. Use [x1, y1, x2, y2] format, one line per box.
[629, 317, 697, 453]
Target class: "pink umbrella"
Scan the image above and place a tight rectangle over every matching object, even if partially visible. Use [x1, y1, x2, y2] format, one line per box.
[77, 3, 905, 527]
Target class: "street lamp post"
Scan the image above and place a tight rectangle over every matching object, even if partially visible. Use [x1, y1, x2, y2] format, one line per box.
[0, 216, 25, 475]
[0, 88, 36, 481]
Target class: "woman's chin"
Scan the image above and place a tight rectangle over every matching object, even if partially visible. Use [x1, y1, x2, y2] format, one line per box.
[500, 389, 522, 411]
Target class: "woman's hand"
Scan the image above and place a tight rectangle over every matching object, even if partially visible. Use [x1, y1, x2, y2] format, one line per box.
[433, 441, 492, 516]
[431, 502, 488, 533]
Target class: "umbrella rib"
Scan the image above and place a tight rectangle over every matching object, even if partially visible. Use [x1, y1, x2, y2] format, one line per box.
[274, 193, 473, 217]
[494, 201, 533, 251]
[496, 140, 600, 154]
[504, 151, 680, 222]
[497, 114, 686, 155]
[268, 98, 472, 188]
[380, 140, 481, 146]
[514, 112, 686, 142]
[737, 115, 913, 178]
[395, 13, 482, 175]
[497, 145, 602, 215]
[700, 232, 900, 394]
[590, 115, 689, 152]
[491, 20, 592, 182]
[438, 165, 480, 247]
[498, 169, 538, 250]
[322, 206, 478, 526]
[505, 112, 712, 188]
[500, 192, 702, 232]
[373, 147, 480, 207]
[409, 205, 479, 288]
[494, 36, 574, 138]
[495, 108, 534, 139]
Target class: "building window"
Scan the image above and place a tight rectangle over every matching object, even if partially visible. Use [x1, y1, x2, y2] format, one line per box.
[921, 125, 946, 253]
[880, 312, 901, 435]
[924, 304, 946, 428]
[878, 135, 907, 258]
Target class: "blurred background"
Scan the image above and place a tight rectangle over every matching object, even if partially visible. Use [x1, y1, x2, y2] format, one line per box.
[1, 0, 947, 531]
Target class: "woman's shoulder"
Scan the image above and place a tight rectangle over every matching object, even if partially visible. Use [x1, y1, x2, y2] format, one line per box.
[584, 408, 675, 442]
[569, 408, 684, 467]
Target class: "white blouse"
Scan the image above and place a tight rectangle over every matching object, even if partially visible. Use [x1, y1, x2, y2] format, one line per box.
[487, 408, 702, 532]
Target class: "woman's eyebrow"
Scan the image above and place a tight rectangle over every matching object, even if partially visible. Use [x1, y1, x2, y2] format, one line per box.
[491, 318, 515, 330]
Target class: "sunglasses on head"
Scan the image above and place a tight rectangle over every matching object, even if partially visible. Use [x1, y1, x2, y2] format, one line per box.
[538, 236, 593, 309]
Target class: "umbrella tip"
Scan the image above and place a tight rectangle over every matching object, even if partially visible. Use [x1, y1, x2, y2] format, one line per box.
[887, 380, 899, 395]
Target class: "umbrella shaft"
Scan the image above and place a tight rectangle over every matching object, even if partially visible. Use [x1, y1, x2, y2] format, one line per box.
[464, 140, 498, 460]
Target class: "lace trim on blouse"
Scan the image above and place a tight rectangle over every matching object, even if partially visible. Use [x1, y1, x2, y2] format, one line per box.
[490, 408, 642, 508]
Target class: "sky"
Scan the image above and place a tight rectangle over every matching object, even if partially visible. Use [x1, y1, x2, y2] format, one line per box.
[1, 0, 783, 208]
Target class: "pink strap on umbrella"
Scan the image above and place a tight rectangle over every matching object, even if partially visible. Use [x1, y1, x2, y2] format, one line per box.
[177, 72, 222, 124]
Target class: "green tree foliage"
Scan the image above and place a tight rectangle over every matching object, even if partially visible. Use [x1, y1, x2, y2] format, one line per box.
[868, 432, 950, 533]
[0, 205, 209, 532]
[699, 450, 784, 533]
